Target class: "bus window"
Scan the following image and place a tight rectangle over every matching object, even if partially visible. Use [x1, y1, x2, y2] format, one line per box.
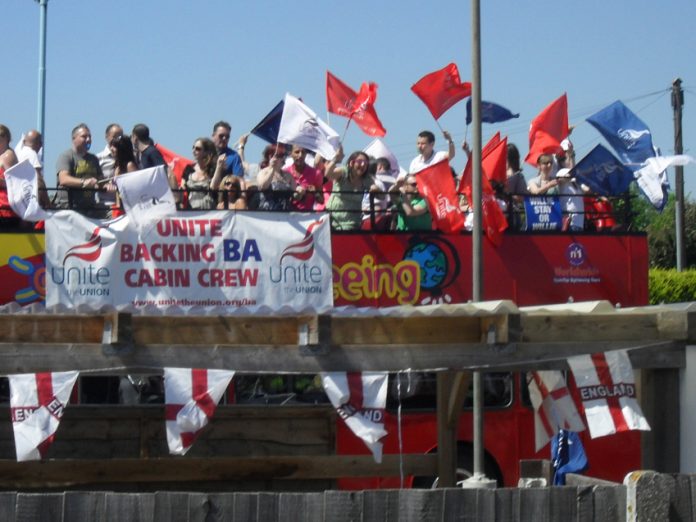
[386, 372, 513, 411]
[233, 374, 329, 405]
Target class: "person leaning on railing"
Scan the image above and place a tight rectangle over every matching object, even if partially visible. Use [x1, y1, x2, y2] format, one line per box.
[325, 148, 380, 231]
[217, 174, 247, 210]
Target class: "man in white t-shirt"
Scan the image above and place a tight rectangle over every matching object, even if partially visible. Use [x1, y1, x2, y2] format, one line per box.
[15, 130, 43, 176]
[408, 129, 456, 174]
[15, 130, 50, 208]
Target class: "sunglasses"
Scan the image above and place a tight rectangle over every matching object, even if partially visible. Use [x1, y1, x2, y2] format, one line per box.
[192, 146, 203, 152]
[217, 134, 230, 139]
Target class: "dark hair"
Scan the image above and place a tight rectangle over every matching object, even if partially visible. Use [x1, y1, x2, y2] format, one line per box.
[0, 124, 11, 143]
[213, 121, 231, 134]
[418, 130, 435, 144]
[347, 151, 370, 177]
[132, 123, 151, 143]
[193, 137, 218, 176]
[113, 134, 136, 172]
[375, 157, 391, 172]
[105, 123, 121, 137]
[260, 144, 286, 169]
[507, 143, 521, 172]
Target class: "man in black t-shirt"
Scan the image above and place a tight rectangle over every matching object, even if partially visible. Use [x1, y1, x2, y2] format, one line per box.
[131, 123, 165, 169]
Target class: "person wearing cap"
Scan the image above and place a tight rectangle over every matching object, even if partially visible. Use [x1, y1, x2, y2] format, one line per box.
[131, 123, 165, 169]
[556, 167, 585, 232]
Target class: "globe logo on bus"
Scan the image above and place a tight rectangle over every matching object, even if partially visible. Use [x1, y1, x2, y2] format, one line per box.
[566, 242, 587, 267]
[404, 242, 447, 289]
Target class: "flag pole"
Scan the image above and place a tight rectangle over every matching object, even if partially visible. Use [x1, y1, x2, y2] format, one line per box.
[340, 117, 353, 142]
[461, 0, 494, 491]
[36, 0, 49, 154]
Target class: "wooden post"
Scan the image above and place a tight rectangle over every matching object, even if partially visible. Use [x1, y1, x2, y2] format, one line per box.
[437, 371, 457, 487]
[640, 368, 680, 472]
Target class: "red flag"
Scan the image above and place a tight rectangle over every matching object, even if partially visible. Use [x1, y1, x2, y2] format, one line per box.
[411, 63, 471, 120]
[458, 135, 509, 246]
[483, 135, 508, 185]
[415, 159, 464, 233]
[525, 93, 569, 165]
[156, 143, 194, 185]
[326, 71, 386, 137]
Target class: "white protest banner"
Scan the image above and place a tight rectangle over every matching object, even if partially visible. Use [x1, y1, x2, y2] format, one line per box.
[9, 371, 79, 461]
[321, 372, 388, 463]
[526, 370, 585, 451]
[4, 159, 49, 222]
[164, 368, 234, 455]
[114, 165, 176, 230]
[567, 350, 650, 438]
[45, 210, 333, 312]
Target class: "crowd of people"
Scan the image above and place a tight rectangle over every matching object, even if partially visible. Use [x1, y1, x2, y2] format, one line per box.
[0, 120, 622, 233]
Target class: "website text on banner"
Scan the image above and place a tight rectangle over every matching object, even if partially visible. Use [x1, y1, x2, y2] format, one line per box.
[45, 210, 333, 312]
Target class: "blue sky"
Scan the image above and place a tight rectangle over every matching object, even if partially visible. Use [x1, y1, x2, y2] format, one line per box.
[5, 1, 696, 196]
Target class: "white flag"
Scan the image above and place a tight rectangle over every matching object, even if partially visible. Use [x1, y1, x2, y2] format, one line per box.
[9, 371, 79, 461]
[363, 138, 401, 178]
[526, 370, 585, 451]
[114, 166, 176, 230]
[278, 93, 341, 160]
[321, 372, 388, 463]
[567, 350, 650, 439]
[634, 154, 693, 209]
[4, 159, 49, 222]
[164, 368, 234, 455]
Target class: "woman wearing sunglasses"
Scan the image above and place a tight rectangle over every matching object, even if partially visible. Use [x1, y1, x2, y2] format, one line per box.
[174, 138, 225, 210]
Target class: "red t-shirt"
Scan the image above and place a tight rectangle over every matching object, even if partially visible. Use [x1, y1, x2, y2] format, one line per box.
[284, 163, 323, 211]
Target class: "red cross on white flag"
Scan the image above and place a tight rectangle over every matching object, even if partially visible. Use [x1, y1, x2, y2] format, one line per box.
[526, 370, 586, 451]
[567, 350, 650, 438]
[164, 368, 234, 455]
[8, 371, 79, 461]
[321, 372, 388, 463]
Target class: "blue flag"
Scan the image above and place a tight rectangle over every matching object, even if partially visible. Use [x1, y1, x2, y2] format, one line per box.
[586, 100, 656, 169]
[466, 99, 519, 125]
[551, 429, 588, 485]
[251, 99, 284, 144]
[573, 144, 634, 196]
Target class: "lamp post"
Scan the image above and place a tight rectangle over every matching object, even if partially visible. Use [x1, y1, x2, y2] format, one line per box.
[36, 0, 48, 141]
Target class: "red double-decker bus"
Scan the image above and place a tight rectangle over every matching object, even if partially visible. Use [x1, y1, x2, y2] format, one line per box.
[0, 228, 648, 487]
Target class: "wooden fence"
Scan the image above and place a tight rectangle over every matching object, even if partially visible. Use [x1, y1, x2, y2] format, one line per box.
[0, 471, 691, 521]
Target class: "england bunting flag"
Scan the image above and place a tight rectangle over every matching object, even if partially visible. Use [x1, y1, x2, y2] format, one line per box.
[411, 63, 471, 120]
[164, 368, 234, 455]
[9, 371, 79, 461]
[416, 159, 464, 234]
[321, 372, 388, 463]
[326, 71, 386, 137]
[526, 371, 585, 451]
[567, 350, 650, 439]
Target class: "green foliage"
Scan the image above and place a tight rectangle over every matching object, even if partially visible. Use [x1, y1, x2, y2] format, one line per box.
[649, 268, 696, 304]
[629, 192, 696, 269]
